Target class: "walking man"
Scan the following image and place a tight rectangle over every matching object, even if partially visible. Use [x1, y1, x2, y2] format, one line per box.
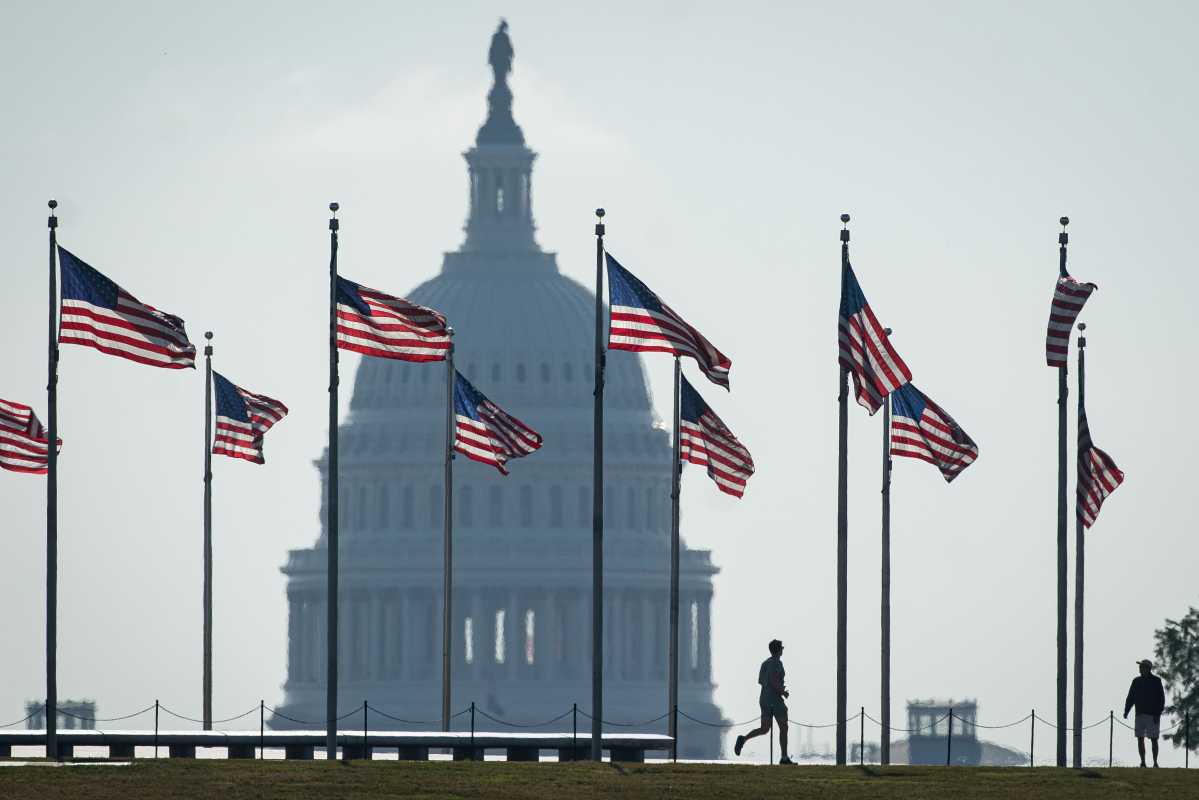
[1123, 658, 1166, 767]
[734, 639, 794, 764]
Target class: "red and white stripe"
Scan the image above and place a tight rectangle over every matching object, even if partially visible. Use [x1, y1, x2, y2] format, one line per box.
[1045, 275, 1096, 368]
[454, 403, 542, 475]
[1077, 409, 1124, 528]
[213, 388, 289, 465]
[890, 399, 978, 483]
[680, 410, 755, 499]
[336, 284, 450, 362]
[0, 398, 61, 475]
[608, 308, 731, 389]
[60, 290, 196, 369]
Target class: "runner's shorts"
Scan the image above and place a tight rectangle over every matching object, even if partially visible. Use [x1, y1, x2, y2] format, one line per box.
[760, 697, 788, 724]
[1134, 714, 1160, 738]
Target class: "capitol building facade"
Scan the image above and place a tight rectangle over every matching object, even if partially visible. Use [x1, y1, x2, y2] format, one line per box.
[271, 23, 726, 758]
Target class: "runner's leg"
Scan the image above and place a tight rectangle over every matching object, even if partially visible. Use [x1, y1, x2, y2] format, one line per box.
[775, 706, 789, 760]
[1137, 736, 1146, 766]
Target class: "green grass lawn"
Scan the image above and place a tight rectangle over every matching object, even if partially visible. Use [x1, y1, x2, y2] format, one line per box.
[0, 761, 1195, 799]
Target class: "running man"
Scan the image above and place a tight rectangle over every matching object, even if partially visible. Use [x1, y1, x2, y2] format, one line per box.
[1123, 658, 1166, 768]
[734, 639, 794, 764]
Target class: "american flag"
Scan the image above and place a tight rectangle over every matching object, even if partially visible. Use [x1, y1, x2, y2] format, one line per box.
[0, 398, 61, 475]
[1077, 406, 1124, 528]
[679, 375, 755, 498]
[838, 263, 911, 414]
[1045, 275, 1096, 368]
[606, 255, 732, 389]
[58, 247, 196, 369]
[336, 276, 450, 361]
[211, 372, 289, 465]
[453, 371, 542, 475]
[889, 383, 978, 483]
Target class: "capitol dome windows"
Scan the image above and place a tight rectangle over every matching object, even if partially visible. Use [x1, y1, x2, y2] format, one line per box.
[549, 485, 563, 527]
[563, 362, 573, 382]
[401, 486, 414, 529]
[460, 485, 475, 527]
[375, 485, 389, 530]
[489, 485, 502, 526]
[519, 485, 533, 526]
[430, 484, 443, 527]
[515, 363, 526, 383]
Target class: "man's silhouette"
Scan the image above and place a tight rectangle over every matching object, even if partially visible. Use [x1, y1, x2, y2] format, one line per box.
[734, 639, 794, 764]
[1124, 659, 1166, 767]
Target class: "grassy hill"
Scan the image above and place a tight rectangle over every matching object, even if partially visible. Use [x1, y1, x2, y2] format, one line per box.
[0, 760, 1194, 799]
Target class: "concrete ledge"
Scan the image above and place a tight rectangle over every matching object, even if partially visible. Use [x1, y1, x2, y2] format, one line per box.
[556, 745, 589, 761]
[284, 744, 314, 760]
[227, 744, 256, 759]
[342, 743, 372, 760]
[452, 746, 484, 761]
[610, 747, 644, 763]
[109, 743, 135, 759]
[506, 745, 540, 762]
[168, 744, 195, 759]
[396, 746, 429, 761]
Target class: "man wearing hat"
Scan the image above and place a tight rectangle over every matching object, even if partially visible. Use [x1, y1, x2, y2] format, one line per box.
[733, 639, 794, 764]
[1123, 659, 1167, 767]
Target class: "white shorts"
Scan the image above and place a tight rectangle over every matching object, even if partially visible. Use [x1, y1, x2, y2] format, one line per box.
[1135, 713, 1160, 739]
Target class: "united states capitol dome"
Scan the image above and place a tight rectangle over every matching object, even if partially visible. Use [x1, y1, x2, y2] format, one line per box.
[275, 21, 726, 759]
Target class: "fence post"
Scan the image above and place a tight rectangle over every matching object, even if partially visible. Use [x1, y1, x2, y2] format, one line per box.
[860, 707, 865, 765]
[470, 701, 476, 759]
[1029, 710, 1034, 768]
[1108, 710, 1113, 768]
[260, 700, 265, 759]
[154, 699, 159, 759]
[946, 708, 953, 766]
[572, 703, 578, 753]
[362, 701, 368, 760]
[672, 704, 678, 763]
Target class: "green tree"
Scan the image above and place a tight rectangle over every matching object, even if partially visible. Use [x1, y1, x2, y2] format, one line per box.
[1153, 606, 1199, 752]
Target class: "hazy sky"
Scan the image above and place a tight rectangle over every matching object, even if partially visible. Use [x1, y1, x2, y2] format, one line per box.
[2, 1, 1197, 765]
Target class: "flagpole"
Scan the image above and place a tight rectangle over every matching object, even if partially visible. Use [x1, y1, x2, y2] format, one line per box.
[591, 208, 606, 761]
[880, 329, 893, 766]
[668, 355, 682, 760]
[1056, 216, 1069, 767]
[1071, 323, 1086, 768]
[441, 330, 456, 731]
[203, 331, 214, 731]
[836, 213, 850, 765]
[46, 199, 59, 761]
[326, 202, 340, 760]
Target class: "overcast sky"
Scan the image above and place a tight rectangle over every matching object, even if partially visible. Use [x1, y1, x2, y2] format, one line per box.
[2, 0, 1197, 765]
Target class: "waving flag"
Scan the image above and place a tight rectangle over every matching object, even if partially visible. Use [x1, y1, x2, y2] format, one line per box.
[1077, 407, 1123, 528]
[212, 373, 289, 464]
[679, 375, 755, 498]
[453, 372, 541, 474]
[336, 276, 450, 361]
[1045, 275, 1096, 368]
[607, 255, 732, 389]
[838, 263, 910, 414]
[889, 383, 978, 482]
[58, 247, 196, 369]
[1, 399, 61, 474]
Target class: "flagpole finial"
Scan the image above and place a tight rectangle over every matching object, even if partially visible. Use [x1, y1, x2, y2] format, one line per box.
[884, 327, 892, 336]
[329, 202, 339, 232]
[48, 199, 58, 229]
[204, 330, 213, 357]
[595, 208, 605, 237]
[1060, 216, 1069, 228]
[48, 199, 57, 211]
[1077, 322, 1086, 349]
[840, 213, 850, 243]
[841, 213, 850, 226]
